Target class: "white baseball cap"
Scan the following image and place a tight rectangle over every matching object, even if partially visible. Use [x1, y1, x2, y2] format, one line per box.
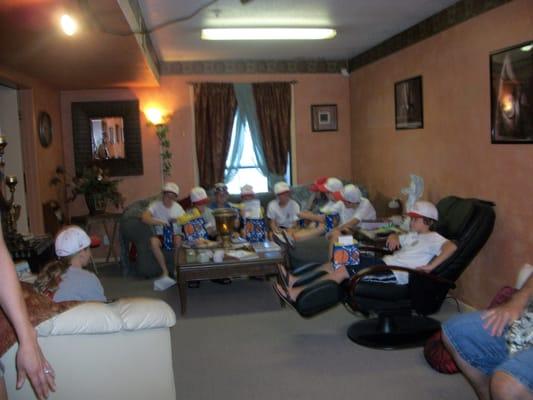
[241, 184, 255, 196]
[214, 182, 228, 193]
[334, 184, 362, 204]
[407, 200, 439, 221]
[274, 181, 291, 195]
[55, 225, 91, 257]
[190, 186, 208, 205]
[324, 177, 343, 193]
[162, 182, 180, 197]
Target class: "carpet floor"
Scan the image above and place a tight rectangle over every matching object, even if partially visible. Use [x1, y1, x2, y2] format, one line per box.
[98, 264, 475, 400]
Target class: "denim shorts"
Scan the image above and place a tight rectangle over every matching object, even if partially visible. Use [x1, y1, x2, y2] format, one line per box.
[443, 311, 533, 392]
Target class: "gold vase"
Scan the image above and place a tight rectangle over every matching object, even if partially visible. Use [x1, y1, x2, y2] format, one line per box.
[213, 208, 238, 248]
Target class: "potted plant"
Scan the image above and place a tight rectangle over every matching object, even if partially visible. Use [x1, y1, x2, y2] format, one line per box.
[51, 165, 125, 215]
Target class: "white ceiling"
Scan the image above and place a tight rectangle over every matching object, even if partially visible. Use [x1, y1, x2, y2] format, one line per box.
[139, 0, 459, 62]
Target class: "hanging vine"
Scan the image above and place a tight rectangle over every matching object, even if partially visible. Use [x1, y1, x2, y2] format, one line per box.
[155, 124, 172, 178]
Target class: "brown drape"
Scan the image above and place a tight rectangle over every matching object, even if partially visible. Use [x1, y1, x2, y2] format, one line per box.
[252, 82, 291, 176]
[193, 83, 237, 188]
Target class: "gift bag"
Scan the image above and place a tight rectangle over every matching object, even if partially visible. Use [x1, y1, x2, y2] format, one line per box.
[244, 218, 266, 243]
[332, 239, 360, 270]
[183, 217, 209, 242]
[324, 212, 340, 233]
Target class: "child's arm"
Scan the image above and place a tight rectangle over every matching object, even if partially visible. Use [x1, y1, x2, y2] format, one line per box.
[141, 210, 166, 226]
[298, 211, 325, 223]
[418, 240, 457, 273]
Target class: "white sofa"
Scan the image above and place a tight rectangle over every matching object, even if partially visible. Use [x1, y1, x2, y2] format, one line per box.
[1, 297, 177, 400]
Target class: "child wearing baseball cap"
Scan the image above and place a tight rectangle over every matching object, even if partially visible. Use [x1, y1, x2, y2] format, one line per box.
[34, 225, 106, 302]
[141, 182, 185, 286]
[267, 182, 301, 236]
[274, 178, 348, 246]
[275, 200, 457, 303]
[182, 187, 216, 240]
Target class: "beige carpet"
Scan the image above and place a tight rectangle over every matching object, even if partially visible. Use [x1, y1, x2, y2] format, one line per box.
[99, 264, 476, 400]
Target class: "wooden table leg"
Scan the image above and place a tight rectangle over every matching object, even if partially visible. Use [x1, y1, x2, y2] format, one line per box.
[105, 220, 119, 263]
[178, 280, 187, 316]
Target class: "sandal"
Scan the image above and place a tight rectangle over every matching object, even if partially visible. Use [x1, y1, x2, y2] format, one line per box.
[276, 263, 290, 288]
[272, 282, 297, 310]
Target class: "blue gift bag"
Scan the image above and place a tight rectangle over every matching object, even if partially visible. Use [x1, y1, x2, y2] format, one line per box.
[183, 217, 209, 242]
[244, 218, 266, 243]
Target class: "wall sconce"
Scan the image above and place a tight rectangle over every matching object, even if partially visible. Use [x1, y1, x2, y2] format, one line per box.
[144, 108, 172, 182]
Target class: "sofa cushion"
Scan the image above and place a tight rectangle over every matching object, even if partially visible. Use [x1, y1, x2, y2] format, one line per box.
[110, 297, 176, 330]
[38, 302, 123, 336]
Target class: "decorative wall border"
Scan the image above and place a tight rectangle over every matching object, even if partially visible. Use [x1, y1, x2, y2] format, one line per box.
[348, 0, 512, 71]
[161, 59, 348, 75]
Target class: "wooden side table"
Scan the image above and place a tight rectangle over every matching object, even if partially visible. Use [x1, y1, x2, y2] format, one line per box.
[71, 212, 121, 263]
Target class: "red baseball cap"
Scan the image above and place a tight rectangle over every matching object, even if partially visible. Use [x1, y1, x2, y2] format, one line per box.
[310, 177, 328, 192]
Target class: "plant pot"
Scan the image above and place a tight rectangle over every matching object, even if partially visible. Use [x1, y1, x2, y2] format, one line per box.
[85, 194, 107, 215]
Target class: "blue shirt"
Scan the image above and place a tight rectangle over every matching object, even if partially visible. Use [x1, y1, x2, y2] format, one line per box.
[53, 267, 107, 302]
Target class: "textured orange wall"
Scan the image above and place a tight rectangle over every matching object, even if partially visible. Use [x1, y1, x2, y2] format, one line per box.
[350, 0, 533, 307]
[60, 73, 352, 214]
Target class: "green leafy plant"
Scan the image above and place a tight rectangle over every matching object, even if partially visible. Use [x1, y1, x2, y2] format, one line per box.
[50, 164, 125, 209]
[155, 124, 172, 178]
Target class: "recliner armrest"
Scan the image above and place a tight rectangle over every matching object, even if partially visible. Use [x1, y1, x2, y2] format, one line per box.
[291, 262, 324, 276]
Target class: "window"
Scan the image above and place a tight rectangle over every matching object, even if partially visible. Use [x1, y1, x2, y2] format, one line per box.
[224, 110, 291, 194]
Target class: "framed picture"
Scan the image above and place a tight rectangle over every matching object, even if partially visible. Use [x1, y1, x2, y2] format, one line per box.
[311, 104, 338, 132]
[395, 76, 423, 130]
[490, 40, 533, 144]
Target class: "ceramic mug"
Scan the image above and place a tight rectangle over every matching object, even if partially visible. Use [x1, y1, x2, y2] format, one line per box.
[213, 249, 225, 263]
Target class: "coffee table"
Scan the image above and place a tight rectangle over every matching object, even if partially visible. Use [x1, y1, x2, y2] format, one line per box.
[176, 248, 285, 315]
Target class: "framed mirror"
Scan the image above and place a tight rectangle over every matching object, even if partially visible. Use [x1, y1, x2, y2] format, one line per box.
[71, 100, 143, 176]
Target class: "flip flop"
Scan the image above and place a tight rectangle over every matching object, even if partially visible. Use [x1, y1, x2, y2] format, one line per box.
[272, 282, 297, 310]
[276, 263, 290, 288]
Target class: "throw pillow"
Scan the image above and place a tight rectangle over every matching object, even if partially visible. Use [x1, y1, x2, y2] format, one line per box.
[0, 282, 79, 356]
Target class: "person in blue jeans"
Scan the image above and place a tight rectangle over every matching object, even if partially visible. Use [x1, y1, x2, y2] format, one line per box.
[442, 272, 533, 400]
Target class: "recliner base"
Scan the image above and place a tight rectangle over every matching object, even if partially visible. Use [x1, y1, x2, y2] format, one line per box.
[347, 314, 440, 350]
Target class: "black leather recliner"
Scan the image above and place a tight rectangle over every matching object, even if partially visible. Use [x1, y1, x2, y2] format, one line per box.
[287, 196, 496, 348]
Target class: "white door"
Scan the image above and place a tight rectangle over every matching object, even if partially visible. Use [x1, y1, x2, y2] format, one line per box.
[0, 85, 29, 234]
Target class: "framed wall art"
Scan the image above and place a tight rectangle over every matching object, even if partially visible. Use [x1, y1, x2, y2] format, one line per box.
[395, 76, 423, 130]
[311, 104, 338, 132]
[490, 40, 533, 144]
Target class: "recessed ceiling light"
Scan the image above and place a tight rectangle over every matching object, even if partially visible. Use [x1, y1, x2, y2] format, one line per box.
[60, 14, 78, 36]
[201, 28, 336, 40]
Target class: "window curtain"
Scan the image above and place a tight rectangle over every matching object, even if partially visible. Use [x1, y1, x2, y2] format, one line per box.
[224, 107, 246, 182]
[232, 83, 270, 182]
[252, 82, 291, 181]
[193, 83, 237, 188]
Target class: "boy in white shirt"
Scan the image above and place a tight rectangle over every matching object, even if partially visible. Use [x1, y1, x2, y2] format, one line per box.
[326, 184, 377, 253]
[267, 182, 301, 234]
[141, 182, 184, 285]
[275, 201, 457, 302]
[277, 177, 344, 245]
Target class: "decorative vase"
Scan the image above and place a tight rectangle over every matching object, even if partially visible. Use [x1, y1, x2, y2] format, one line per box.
[84, 194, 107, 215]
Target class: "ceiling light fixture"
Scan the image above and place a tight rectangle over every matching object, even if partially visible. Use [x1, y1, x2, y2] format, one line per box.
[60, 14, 78, 36]
[520, 44, 533, 52]
[201, 28, 336, 40]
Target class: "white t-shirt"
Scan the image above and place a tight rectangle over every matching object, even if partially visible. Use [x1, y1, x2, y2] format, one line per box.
[267, 199, 301, 228]
[147, 200, 185, 235]
[331, 197, 376, 225]
[383, 231, 448, 285]
[319, 200, 338, 214]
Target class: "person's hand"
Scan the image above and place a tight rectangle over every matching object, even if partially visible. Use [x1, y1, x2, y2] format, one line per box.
[386, 234, 400, 250]
[417, 265, 433, 273]
[16, 339, 56, 399]
[298, 211, 312, 220]
[153, 218, 167, 226]
[481, 296, 527, 336]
